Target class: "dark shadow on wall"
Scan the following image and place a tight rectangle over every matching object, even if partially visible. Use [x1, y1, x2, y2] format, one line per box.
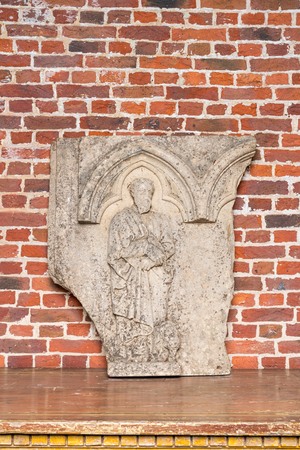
[146, 0, 185, 7]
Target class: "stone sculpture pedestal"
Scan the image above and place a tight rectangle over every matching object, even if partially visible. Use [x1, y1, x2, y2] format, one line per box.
[49, 136, 256, 377]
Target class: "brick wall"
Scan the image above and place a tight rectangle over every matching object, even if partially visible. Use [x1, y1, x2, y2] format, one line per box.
[0, 0, 299, 369]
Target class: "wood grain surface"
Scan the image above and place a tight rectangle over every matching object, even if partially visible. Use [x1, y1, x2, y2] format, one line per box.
[0, 369, 299, 435]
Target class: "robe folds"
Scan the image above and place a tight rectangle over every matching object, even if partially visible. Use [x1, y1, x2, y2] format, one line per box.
[108, 206, 175, 340]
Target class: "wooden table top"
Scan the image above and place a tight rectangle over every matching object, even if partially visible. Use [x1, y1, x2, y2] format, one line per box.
[0, 369, 300, 435]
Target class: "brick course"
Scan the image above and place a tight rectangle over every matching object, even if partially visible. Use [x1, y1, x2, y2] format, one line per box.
[0, 0, 299, 369]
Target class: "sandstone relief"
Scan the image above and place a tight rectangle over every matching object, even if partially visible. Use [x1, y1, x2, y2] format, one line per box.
[49, 136, 256, 377]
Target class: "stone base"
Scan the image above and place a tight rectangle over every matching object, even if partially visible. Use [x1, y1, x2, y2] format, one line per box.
[107, 361, 181, 377]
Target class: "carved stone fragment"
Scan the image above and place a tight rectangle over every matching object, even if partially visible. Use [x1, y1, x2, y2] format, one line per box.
[49, 136, 256, 377]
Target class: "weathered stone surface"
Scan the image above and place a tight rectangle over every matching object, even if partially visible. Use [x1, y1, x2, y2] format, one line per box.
[49, 136, 256, 377]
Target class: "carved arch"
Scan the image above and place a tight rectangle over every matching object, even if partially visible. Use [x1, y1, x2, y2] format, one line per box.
[78, 137, 256, 224]
[78, 140, 200, 223]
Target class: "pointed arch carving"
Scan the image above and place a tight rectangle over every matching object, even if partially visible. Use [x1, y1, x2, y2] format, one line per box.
[78, 137, 256, 224]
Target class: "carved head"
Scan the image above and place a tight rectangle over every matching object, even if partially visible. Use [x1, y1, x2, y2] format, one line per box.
[129, 178, 154, 214]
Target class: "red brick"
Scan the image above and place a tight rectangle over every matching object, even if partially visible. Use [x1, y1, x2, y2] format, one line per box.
[234, 215, 262, 229]
[16, 40, 39, 52]
[172, 28, 226, 41]
[64, 100, 87, 114]
[30, 197, 49, 209]
[234, 260, 250, 273]
[35, 355, 61, 368]
[88, 0, 138, 5]
[206, 104, 227, 115]
[7, 25, 57, 37]
[290, 246, 300, 259]
[226, 340, 274, 354]
[26, 261, 48, 275]
[242, 12, 265, 24]
[215, 44, 236, 56]
[238, 43, 262, 57]
[167, 87, 218, 100]
[235, 245, 285, 259]
[32, 229, 48, 243]
[162, 11, 184, 24]
[0, 7, 18, 21]
[0, 84, 53, 98]
[232, 293, 255, 306]
[222, 88, 272, 100]
[162, 43, 185, 55]
[274, 230, 297, 243]
[0, 55, 30, 68]
[11, 132, 32, 144]
[134, 11, 157, 23]
[0, 117, 21, 129]
[43, 294, 66, 308]
[109, 42, 132, 55]
[237, 74, 262, 86]
[50, 339, 101, 353]
[238, 180, 288, 195]
[8, 356, 33, 368]
[150, 102, 176, 115]
[113, 86, 163, 98]
[186, 118, 238, 132]
[6, 229, 30, 242]
[197, 59, 246, 71]
[243, 308, 293, 322]
[290, 358, 300, 369]
[136, 41, 158, 55]
[89, 356, 107, 368]
[0, 70, 12, 83]
[266, 277, 300, 291]
[232, 103, 257, 116]
[120, 102, 146, 114]
[2, 195, 27, 208]
[188, 12, 212, 25]
[253, 262, 274, 275]
[216, 12, 238, 24]
[0, 339, 46, 353]
[210, 72, 233, 85]
[229, 27, 281, 41]
[24, 116, 76, 130]
[286, 324, 300, 337]
[251, 58, 300, 72]
[231, 356, 258, 369]
[242, 118, 291, 132]
[81, 117, 130, 130]
[72, 71, 96, 83]
[0, 307, 29, 322]
[31, 308, 83, 323]
[181, 72, 205, 86]
[32, 277, 65, 292]
[53, 9, 77, 24]
[67, 324, 91, 336]
[282, 134, 300, 147]
[262, 357, 285, 369]
[63, 26, 116, 39]
[9, 325, 33, 337]
[0, 39, 13, 53]
[245, 230, 271, 243]
[0, 179, 21, 192]
[0, 245, 18, 258]
[80, 10, 104, 23]
[0, 291, 15, 305]
[21, 245, 47, 258]
[154, 72, 178, 84]
[259, 293, 284, 306]
[39, 325, 63, 338]
[119, 26, 170, 41]
[140, 56, 191, 70]
[278, 341, 300, 354]
[129, 72, 151, 85]
[234, 276, 262, 291]
[0, 262, 22, 275]
[134, 118, 183, 131]
[62, 356, 87, 368]
[188, 43, 211, 56]
[268, 12, 292, 25]
[232, 324, 257, 339]
[107, 10, 131, 24]
[277, 261, 300, 275]
[251, 0, 299, 9]
[202, 0, 246, 8]
[15, 70, 40, 83]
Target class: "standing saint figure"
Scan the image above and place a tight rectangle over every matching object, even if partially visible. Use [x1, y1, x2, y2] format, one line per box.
[107, 178, 176, 361]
